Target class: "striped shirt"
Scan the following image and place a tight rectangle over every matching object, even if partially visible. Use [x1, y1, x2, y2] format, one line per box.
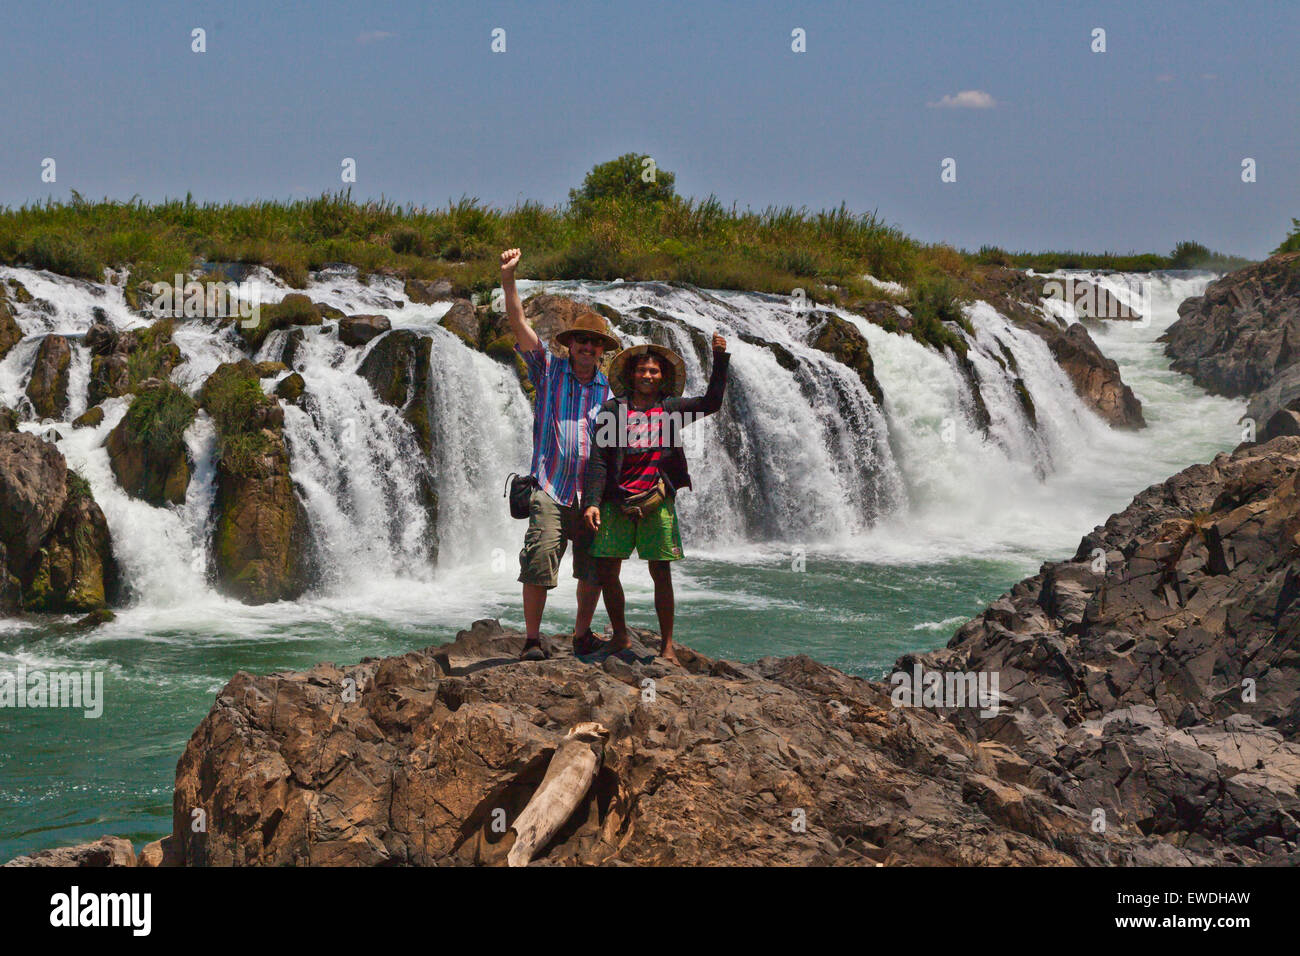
[618, 406, 668, 496]
[518, 343, 610, 507]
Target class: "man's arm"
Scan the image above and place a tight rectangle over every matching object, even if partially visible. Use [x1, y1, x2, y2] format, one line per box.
[672, 333, 730, 417]
[500, 248, 541, 353]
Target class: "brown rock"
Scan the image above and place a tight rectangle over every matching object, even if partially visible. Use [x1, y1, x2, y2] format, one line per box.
[72, 406, 105, 429]
[338, 314, 392, 347]
[23, 472, 119, 612]
[3, 836, 136, 868]
[438, 299, 480, 348]
[405, 277, 453, 304]
[25, 334, 71, 419]
[1034, 322, 1145, 428]
[0, 431, 67, 571]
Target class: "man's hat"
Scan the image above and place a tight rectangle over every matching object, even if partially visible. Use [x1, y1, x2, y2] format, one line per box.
[554, 311, 621, 352]
[609, 343, 687, 398]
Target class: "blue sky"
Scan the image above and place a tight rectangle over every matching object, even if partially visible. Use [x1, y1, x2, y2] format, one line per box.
[2, 0, 1297, 257]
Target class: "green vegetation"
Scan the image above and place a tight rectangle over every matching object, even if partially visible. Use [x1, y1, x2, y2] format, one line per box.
[123, 383, 198, 457]
[67, 469, 93, 500]
[125, 318, 178, 387]
[907, 276, 972, 354]
[1273, 218, 1300, 256]
[199, 363, 276, 476]
[0, 164, 1256, 315]
[979, 241, 1253, 273]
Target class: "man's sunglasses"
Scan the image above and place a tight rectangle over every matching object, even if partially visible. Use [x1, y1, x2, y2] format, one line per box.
[569, 333, 604, 346]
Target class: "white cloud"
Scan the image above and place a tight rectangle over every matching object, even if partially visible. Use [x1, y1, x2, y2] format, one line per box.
[356, 31, 396, 45]
[927, 90, 996, 110]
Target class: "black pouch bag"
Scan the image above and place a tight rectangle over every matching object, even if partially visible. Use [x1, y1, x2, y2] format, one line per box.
[504, 473, 539, 519]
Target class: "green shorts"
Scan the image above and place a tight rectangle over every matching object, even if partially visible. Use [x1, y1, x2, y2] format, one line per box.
[589, 497, 684, 562]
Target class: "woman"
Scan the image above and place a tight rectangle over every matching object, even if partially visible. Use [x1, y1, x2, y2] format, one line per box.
[582, 332, 729, 664]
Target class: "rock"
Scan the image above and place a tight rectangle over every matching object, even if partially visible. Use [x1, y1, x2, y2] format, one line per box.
[405, 277, 453, 304]
[3, 836, 136, 868]
[0, 406, 18, 433]
[912, 436, 1300, 859]
[87, 319, 183, 407]
[806, 310, 884, 406]
[438, 299, 480, 348]
[0, 287, 22, 361]
[274, 372, 305, 403]
[200, 362, 309, 604]
[240, 293, 322, 351]
[25, 334, 71, 419]
[0, 431, 67, 572]
[1160, 252, 1300, 397]
[137, 835, 180, 868]
[1033, 322, 1145, 428]
[357, 330, 434, 456]
[253, 361, 289, 377]
[105, 386, 196, 507]
[338, 314, 392, 347]
[23, 471, 119, 612]
[72, 406, 104, 429]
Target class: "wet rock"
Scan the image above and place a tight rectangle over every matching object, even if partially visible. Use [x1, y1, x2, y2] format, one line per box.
[0, 286, 22, 361]
[338, 314, 392, 347]
[25, 334, 71, 419]
[71, 406, 104, 429]
[356, 329, 434, 456]
[105, 384, 196, 507]
[273, 372, 305, 404]
[405, 277, 453, 304]
[0, 431, 67, 572]
[806, 310, 884, 406]
[437, 299, 480, 348]
[23, 471, 119, 613]
[1033, 322, 1145, 428]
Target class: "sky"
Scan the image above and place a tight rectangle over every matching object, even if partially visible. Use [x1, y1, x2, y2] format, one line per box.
[1, 0, 1297, 258]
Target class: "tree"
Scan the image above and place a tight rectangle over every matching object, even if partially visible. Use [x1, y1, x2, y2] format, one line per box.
[568, 153, 677, 211]
[1273, 218, 1300, 256]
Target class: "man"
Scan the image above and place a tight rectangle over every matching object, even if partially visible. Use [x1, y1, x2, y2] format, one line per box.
[501, 247, 621, 660]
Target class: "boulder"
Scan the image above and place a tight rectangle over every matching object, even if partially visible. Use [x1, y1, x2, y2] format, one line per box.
[253, 361, 289, 377]
[25, 334, 71, 419]
[437, 299, 480, 348]
[1033, 322, 1145, 428]
[404, 277, 453, 304]
[273, 372, 305, 404]
[338, 314, 392, 347]
[356, 330, 434, 456]
[105, 386, 196, 507]
[3, 836, 136, 868]
[87, 319, 183, 407]
[0, 432, 67, 572]
[23, 472, 119, 613]
[0, 405, 18, 433]
[72, 406, 104, 429]
[200, 361, 307, 604]
[806, 310, 884, 407]
[0, 286, 22, 361]
[1160, 252, 1300, 397]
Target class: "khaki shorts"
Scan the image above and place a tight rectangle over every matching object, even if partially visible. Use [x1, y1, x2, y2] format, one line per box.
[518, 488, 599, 588]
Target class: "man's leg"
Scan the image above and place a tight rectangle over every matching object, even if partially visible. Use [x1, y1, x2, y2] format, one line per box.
[564, 500, 603, 638]
[597, 558, 630, 650]
[518, 489, 566, 658]
[648, 560, 678, 663]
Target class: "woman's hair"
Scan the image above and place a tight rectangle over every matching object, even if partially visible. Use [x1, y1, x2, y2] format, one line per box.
[630, 352, 673, 393]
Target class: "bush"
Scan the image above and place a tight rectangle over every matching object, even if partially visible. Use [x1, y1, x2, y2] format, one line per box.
[569, 154, 678, 212]
[1273, 219, 1300, 256]
[200, 366, 270, 436]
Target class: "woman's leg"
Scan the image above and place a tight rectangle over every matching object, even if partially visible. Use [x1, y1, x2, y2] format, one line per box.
[648, 560, 677, 663]
[596, 558, 631, 651]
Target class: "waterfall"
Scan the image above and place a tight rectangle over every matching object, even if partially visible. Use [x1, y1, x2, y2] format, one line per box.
[0, 264, 1227, 607]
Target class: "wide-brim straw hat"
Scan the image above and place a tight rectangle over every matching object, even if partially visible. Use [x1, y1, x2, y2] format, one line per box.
[609, 343, 687, 398]
[554, 311, 621, 352]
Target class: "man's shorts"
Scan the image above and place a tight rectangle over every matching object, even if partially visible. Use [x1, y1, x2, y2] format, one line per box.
[589, 497, 684, 562]
[518, 488, 599, 588]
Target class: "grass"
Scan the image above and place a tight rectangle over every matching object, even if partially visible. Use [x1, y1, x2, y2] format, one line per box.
[976, 241, 1254, 273]
[122, 383, 197, 457]
[198, 361, 277, 476]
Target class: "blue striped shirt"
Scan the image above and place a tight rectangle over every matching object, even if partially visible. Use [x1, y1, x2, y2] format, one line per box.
[518, 343, 610, 507]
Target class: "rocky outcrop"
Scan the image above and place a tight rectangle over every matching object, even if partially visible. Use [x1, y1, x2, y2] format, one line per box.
[356, 330, 434, 456]
[0, 285, 23, 361]
[1160, 252, 1300, 397]
[1032, 322, 1145, 428]
[86, 318, 184, 408]
[3, 836, 136, 868]
[105, 384, 196, 507]
[907, 437, 1300, 860]
[240, 293, 324, 351]
[199, 361, 308, 604]
[0, 433, 117, 614]
[338, 314, 391, 346]
[23, 472, 119, 612]
[405, 277, 453, 304]
[806, 310, 884, 406]
[438, 299, 480, 348]
[25, 334, 71, 419]
[167, 621, 1147, 867]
